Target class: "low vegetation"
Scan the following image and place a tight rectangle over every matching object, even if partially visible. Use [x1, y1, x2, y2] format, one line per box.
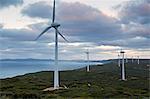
[0, 59, 149, 99]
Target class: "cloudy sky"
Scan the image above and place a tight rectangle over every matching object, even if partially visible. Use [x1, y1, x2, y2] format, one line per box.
[0, 0, 149, 60]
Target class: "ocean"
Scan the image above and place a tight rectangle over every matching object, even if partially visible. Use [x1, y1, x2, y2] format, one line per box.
[0, 60, 106, 79]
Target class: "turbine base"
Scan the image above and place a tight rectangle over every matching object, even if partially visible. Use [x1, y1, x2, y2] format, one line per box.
[43, 86, 68, 91]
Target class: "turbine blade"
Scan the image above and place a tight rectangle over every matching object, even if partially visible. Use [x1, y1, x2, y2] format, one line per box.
[56, 29, 68, 42]
[35, 26, 52, 40]
[52, 0, 55, 23]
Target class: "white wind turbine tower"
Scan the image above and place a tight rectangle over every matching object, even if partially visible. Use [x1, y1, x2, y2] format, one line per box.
[118, 53, 120, 67]
[132, 56, 134, 63]
[35, 0, 68, 89]
[120, 50, 126, 80]
[85, 49, 90, 72]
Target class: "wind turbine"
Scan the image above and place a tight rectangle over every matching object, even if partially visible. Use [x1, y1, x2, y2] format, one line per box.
[120, 50, 126, 81]
[85, 49, 90, 72]
[137, 56, 140, 64]
[35, 0, 68, 89]
[132, 56, 134, 63]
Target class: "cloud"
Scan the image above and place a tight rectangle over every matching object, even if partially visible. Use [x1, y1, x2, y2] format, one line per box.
[0, 0, 23, 8]
[22, 1, 122, 42]
[1, 1, 149, 59]
[57, 2, 122, 42]
[103, 36, 150, 49]
[21, 1, 52, 19]
[113, 0, 150, 49]
[118, 0, 150, 24]
[1, 28, 35, 41]
[17, 1, 150, 49]
[0, 39, 53, 59]
[123, 23, 150, 38]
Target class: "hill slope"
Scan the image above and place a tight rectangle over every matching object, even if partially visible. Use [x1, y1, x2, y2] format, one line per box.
[0, 59, 149, 98]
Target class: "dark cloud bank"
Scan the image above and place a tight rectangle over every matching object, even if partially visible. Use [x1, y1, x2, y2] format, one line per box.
[22, 1, 52, 19]
[0, 0, 23, 8]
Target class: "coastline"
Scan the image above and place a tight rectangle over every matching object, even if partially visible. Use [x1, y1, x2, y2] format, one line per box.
[0, 60, 149, 98]
[0, 60, 105, 79]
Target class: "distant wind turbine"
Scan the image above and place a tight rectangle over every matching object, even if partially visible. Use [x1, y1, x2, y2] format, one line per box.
[120, 50, 126, 81]
[85, 49, 90, 72]
[132, 56, 134, 63]
[35, 0, 68, 89]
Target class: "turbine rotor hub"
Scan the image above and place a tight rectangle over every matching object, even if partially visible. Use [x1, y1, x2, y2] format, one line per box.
[51, 23, 60, 27]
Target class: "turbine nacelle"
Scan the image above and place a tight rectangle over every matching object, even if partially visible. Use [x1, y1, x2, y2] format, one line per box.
[51, 23, 60, 27]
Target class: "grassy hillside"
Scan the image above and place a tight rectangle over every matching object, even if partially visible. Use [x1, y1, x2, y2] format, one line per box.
[0, 59, 149, 99]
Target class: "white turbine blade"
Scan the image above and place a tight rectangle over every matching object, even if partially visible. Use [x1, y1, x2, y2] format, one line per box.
[56, 29, 69, 42]
[35, 26, 52, 40]
[52, 0, 55, 23]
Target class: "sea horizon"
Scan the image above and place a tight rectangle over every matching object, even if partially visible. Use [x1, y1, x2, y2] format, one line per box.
[0, 59, 109, 79]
